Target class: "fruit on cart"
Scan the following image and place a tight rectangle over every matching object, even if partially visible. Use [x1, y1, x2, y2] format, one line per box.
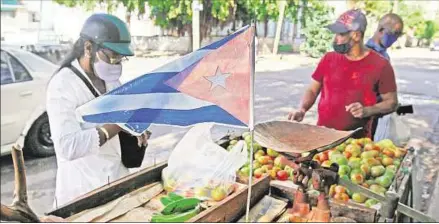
[364, 199, 379, 208]
[363, 143, 374, 151]
[352, 193, 367, 203]
[382, 157, 394, 166]
[334, 185, 346, 194]
[284, 165, 294, 178]
[324, 138, 406, 206]
[350, 172, 365, 184]
[338, 165, 351, 176]
[360, 164, 371, 176]
[371, 165, 386, 177]
[261, 164, 273, 172]
[348, 158, 362, 170]
[276, 170, 289, 181]
[211, 186, 227, 202]
[258, 156, 273, 165]
[252, 161, 262, 170]
[375, 175, 392, 188]
[345, 144, 361, 157]
[321, 160, 332, 168]
[239, 166, 250, 177]
[267, 148, 279, 157]
[334, 192, 349, 202]
[274, 156, 288, 169]
[328, 150, 340, 161]
[254, 168, 265, 179]
[369, 184, 386, 195]
[194, 187, 210, 198]
[336, 143, 347, 152]
[362, 157, 381, 167]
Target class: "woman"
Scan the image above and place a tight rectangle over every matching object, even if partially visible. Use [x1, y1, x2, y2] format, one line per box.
[46, 13, 149, 207]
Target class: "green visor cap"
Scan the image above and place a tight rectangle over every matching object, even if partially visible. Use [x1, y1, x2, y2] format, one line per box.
[102, 42, 134, 56]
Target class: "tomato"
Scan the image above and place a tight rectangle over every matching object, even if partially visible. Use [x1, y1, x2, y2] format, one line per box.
[334, 185, 346, 194]
[276, 170, 289, 181]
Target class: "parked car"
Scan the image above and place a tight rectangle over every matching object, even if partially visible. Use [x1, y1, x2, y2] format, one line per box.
[430, 39, 439, 51]
[1, 47, 58, 157]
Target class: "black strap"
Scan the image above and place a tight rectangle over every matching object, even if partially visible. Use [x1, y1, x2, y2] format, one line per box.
[68, 65, 100, 98]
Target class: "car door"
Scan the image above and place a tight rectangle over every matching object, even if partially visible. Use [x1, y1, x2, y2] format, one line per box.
[1, 50, 38, 146]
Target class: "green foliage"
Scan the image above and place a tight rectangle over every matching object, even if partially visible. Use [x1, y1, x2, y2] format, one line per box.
[397, 2, 426, 38]
[54, 0, 146, 18]
[148, 0, 192, 34]
[300, 1, 334, 58]
[422, 20, 439, 41]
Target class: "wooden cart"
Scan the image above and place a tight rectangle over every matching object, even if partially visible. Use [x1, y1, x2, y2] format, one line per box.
[44, 139, 417, 223]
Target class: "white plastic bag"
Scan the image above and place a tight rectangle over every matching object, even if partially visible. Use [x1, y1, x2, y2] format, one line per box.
[162, 123, 248, 200]
[374, 113, 411, 146]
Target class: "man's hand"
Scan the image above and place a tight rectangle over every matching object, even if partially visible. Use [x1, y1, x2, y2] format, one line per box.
[346, 102, 371, 118]
[288, 109, 306, 122]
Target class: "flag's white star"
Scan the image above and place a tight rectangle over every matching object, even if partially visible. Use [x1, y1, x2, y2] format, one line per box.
[204, 67, 231, 90]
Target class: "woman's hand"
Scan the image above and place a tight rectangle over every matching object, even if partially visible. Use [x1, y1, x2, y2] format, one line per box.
[39, 215, 66, 222]
[137, 130, 151, 148]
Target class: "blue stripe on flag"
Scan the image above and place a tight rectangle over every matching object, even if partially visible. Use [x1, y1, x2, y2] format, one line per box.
[200, 25, 249, 50]
[108, 72, 180, 95]
[82, 105, 246, 127]
[122, 123, 151, 134]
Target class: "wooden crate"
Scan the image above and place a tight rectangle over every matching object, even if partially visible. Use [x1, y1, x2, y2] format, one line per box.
[47, 162, 270, 223]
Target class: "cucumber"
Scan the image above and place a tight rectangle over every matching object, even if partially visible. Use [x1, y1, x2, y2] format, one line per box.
[152, 207, 200, 223]
[168, 192, 184, 201]
[161, 198, 200, 215]
[160, 196, 173, 206]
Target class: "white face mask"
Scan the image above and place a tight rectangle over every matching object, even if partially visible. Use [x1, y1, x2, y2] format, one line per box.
[93, 53, 122, 82]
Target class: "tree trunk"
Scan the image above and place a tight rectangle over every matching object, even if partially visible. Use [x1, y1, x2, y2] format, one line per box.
[188, 25, 193, 53]
[125, 12, 131, 30]
[264, 17, 269, 37]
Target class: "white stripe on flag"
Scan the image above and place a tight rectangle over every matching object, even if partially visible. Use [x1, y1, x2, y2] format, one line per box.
[151, 49, 211, 73]
[76, 93, 215, 122]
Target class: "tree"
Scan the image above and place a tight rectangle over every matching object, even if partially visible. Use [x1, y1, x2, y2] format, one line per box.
[54, 0, 146, 27]
[300, 1, 334, 58]
[234, 0, 279, 37]
[422, 20, 439, 44]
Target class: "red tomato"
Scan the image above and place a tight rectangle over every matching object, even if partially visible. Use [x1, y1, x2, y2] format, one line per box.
[276, 170, 289, 181]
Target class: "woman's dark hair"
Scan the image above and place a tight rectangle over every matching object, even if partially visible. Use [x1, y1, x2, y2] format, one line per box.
[55, 37, 98, 74]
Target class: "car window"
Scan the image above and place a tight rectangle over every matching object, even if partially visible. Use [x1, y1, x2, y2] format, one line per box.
[8, 54, 32, 83]
[1, 51, 13, 85]
[8, 49, 57, 74]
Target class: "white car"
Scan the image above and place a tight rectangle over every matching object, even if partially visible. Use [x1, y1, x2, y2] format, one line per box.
[430, 39, 439, 51]
[1, 47, 58, 157]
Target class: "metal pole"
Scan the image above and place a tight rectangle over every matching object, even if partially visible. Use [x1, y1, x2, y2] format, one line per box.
[192, 0, 201, 51]
[273, 0, 287, 55]
[245, 24, 256, 223]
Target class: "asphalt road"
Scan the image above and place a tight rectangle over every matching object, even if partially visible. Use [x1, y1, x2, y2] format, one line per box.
[1, 48, 438, 217]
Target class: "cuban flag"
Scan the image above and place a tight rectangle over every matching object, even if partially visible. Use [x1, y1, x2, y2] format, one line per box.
[76, 25, 255, 136]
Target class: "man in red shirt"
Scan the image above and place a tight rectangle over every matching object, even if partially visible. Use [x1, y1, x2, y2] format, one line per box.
[288, 9, 398, 138]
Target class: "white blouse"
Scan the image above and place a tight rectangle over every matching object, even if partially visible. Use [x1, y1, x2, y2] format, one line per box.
[46, 60, 129, 207]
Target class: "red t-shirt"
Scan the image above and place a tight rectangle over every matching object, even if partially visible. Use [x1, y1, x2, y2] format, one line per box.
[312, 51, 397, 137]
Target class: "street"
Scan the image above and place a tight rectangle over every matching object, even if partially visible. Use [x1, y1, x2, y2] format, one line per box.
[1, 48, 438, 218]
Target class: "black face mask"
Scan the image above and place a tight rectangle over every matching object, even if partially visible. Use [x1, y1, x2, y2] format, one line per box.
[333, 36, 352, 54]
[333, 41, 352, 54]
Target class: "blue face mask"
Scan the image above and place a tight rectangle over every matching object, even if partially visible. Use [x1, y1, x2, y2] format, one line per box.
[380, 33, 398, 49]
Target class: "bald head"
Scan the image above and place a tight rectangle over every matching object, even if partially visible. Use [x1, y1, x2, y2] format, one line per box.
[378, 13, 404, 33]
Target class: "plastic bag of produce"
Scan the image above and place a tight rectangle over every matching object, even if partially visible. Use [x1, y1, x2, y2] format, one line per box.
[162, 123, 248, 201]
[374, 113, 410, 146]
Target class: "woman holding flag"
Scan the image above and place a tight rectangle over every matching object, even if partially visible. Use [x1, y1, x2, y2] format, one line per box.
[46, 13, 150, 207]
